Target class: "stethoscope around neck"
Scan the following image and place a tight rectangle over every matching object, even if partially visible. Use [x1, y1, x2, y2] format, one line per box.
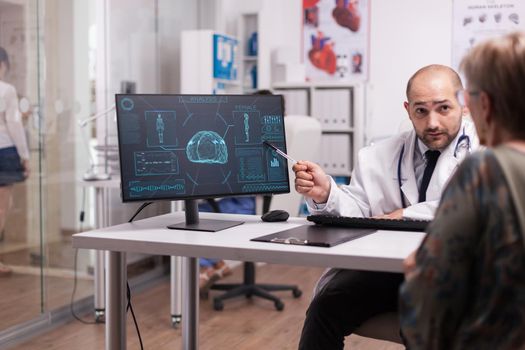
[397, 127, 471, 208]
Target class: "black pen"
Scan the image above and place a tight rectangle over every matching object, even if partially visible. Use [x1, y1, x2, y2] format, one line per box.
[304, 241, 330, 247]
[263, 141, 297, 164]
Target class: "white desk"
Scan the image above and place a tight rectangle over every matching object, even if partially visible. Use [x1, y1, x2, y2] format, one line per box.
[72, 211, 425, 350]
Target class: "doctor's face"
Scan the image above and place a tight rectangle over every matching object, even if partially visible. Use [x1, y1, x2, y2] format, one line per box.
[404, 71, 463, 151]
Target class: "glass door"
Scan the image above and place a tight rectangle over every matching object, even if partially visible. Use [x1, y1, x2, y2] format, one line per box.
[0, 0, 196, 343]
[0, 0, 97, 336]
[38, 0, 97, 313]
[0, 0, 47, 332]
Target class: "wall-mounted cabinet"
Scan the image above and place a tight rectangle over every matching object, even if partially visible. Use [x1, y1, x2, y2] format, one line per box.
[273, 82, 364, 177]
[181, 30, 240, 94]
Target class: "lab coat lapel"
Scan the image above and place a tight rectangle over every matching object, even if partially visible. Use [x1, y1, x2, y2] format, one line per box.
[400, 132, 419, 206]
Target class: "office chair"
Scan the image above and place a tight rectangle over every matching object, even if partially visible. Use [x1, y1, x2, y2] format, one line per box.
[205, 195, 301, 311]
[210, 115, 322, 311]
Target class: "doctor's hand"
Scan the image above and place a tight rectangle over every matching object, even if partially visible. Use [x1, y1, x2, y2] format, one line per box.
[293, 160, 331, 204]
[373, 208, 404, 220]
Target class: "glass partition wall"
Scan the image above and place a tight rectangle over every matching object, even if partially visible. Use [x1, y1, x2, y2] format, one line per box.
[0, 0, 44, 333]
[0, 0, 185, 344]
[0, 0, 98, 336]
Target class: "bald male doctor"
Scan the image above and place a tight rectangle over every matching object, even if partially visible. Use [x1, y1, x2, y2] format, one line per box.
[293, 64, 479, 350]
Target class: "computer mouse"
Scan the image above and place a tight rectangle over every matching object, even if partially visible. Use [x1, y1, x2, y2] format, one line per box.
[261, 209, 290, 222]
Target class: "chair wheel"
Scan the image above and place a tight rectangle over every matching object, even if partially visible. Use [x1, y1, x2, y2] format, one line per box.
[213, 299, 224, 311]
[292, 288, 302, 298]
[274, 300, 284, 311]
[246, 292, 252, 299]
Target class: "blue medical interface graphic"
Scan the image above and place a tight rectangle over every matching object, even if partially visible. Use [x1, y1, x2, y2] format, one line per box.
[134, 151, 179, 176]
[116, 94, 289, 201]
[129, 180, 185, 198]
[186, 131, 228, 164]
[120, 97, 134, 111]
[145, 111, 177, 147]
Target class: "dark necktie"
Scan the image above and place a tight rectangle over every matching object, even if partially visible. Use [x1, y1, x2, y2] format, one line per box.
[418, 150, 441, 203]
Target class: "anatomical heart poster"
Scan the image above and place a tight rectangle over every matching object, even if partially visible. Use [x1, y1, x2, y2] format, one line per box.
[303, 0, 369, 82]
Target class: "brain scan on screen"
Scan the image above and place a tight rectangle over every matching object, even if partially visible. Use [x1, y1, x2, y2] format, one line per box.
[186, 130, 228, 164]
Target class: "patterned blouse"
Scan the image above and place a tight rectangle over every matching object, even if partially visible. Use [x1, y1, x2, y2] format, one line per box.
[399, 148, 525, 350]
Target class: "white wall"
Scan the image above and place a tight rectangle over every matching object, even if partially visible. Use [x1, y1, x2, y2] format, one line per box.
[366, 0, 453, 143]
[64, 0, 91, 232]
[94, 0, 197, 234]
[158, 0, 199, 93]
[97, 0, 195, 146]
[107, 0, 160, 97]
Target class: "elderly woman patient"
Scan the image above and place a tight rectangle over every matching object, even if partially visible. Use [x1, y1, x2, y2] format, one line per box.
[399, 31, 525, 349]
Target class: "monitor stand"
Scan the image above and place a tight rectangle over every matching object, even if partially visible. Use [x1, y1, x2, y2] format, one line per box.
[167, 200, 244, 232]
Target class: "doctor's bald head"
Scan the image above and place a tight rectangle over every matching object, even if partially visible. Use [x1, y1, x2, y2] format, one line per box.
[404, 65, 466, 151]
[406, 65, 463, 101]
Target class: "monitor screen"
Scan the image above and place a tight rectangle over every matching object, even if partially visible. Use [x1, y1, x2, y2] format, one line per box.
[115, 94, 290, 203]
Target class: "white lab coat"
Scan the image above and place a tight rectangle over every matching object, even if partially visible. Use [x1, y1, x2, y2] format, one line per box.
[308, 118, 479, 294]
[307, 118, 479, 220]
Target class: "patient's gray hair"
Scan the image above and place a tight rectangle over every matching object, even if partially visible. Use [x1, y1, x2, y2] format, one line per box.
[460, 31, 525, 138]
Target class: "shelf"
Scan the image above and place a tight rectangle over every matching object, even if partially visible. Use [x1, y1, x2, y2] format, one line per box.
[322, 128, 354, 133]
[271, 84, 361, 176]
[243, 56, 257, 62]
[214, 78, 240, 86]
[273, 81, 360, 89]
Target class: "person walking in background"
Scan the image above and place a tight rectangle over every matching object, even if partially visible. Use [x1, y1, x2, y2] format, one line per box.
[400, 31, 525, 349]
[0, 46, 30, 277]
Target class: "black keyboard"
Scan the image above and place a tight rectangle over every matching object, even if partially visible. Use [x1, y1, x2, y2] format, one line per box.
[307, 215, 430, 232]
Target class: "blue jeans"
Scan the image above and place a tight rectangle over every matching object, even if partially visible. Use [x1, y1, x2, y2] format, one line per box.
[200, 258, 219, 268]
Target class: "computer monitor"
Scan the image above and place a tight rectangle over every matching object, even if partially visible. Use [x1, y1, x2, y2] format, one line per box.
[115, 94, 290, 231]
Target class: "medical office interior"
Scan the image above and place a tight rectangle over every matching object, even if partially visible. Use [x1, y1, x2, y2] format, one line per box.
[0, 0, 515, 349]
